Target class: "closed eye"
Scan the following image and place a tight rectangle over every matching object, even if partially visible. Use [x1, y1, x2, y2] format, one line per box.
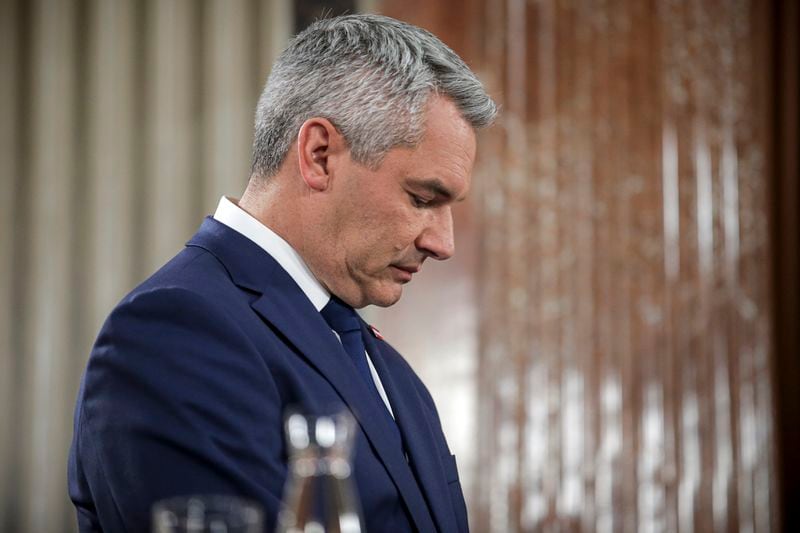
[409, 193, 433, 208]
[405, 177, 464, 206]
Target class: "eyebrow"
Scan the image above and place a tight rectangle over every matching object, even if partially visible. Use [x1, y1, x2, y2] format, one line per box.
[410, 178, 467, 202]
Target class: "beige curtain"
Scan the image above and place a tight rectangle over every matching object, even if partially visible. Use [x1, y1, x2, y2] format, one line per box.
[0, 1, 291, 530]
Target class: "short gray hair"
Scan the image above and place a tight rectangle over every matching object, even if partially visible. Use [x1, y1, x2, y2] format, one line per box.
[250, 14, 497, 178]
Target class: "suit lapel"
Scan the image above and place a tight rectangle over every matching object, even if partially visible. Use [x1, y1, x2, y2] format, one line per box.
[187, 218, 437, 532]
[250, 292, 437, 532]
[362, 324, 457, 533]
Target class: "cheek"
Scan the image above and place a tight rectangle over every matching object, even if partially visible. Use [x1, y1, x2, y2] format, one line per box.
[344, 190, 422, 263]
[347, 219, 408, 272]
[376, 211, 419, 252]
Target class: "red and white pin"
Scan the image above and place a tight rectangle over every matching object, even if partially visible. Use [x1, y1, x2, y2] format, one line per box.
[369, 325, 384, 340]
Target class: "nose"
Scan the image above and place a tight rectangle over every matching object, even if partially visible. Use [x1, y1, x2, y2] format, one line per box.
[415, 207, 455, 261]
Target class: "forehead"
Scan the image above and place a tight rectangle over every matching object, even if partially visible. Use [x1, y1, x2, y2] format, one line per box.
[396, 97, 477, 194]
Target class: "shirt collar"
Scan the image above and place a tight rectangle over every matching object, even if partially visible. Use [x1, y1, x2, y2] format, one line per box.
[212, 196, 330, 311]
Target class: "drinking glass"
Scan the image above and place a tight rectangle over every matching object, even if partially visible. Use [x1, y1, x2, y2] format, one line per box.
[152, 495, 263, 533]
[276, 411, 364, 533]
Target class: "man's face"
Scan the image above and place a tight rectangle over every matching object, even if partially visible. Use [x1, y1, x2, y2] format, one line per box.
[315, 96, 477, 308]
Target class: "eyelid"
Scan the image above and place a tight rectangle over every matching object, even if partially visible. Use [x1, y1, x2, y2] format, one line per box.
[408, 191, 433, 207]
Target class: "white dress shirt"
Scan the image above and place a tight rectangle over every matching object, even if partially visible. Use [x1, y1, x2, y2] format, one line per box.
[213, 196, 395, 417]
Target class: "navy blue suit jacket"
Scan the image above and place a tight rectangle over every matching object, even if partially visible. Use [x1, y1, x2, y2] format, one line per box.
[68, 218, 468, 532]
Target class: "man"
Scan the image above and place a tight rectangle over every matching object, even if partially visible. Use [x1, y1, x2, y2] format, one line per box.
[69, 14, 496, 532]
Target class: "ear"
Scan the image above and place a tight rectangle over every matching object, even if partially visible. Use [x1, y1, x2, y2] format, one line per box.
[297, 117, 346, 192]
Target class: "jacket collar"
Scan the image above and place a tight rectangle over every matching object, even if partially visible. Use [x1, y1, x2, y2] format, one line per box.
[186, 218, 439, 532]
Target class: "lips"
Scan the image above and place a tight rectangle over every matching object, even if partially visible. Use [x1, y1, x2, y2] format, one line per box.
[393, 264, 420, 274]
[390, 264, 419, 282]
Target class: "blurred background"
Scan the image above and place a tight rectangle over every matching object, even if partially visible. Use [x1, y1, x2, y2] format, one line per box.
[0, 0, 797, 531]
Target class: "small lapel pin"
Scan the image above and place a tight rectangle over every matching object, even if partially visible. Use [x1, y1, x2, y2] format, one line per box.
[369, 325, 384, 340]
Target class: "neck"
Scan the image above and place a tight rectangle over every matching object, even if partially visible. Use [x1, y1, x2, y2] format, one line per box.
[239, 171, 323, 268]
[240, 176, 290, 238]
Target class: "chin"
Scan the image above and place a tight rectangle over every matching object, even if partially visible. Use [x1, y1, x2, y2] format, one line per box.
[365, 285, 403, 308]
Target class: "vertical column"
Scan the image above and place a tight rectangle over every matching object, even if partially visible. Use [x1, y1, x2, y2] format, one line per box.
[629, 2, 669, 533]
[20, 0, 77, 531]
[732, 0, 775, 530]
[144, 0, 197, 271]
[572, 1, 599, 531]
[773, 1, 800, 530]
[473, 0, 506, 529]
[504, 0, 528, 527]
[0, 0, 18, 528]
[657, 2, 682, 530]
[260, 0, 293, 76]
[86, 0, 136, 342]
[589, 2, 625, 531]
[524, 0, 557, 529]
[250, 0, 294, 180]
[703, 2, 738, 530]
[203, 0, 255, 208]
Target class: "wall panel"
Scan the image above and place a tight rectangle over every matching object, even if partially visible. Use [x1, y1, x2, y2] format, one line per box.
[468, 0, 777, 531]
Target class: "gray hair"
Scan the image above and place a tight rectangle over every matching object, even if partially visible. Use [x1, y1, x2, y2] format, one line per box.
[250, 14, 497, 178]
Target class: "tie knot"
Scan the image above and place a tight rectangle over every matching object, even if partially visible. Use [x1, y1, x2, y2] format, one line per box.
[320, 297, 361, 334]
